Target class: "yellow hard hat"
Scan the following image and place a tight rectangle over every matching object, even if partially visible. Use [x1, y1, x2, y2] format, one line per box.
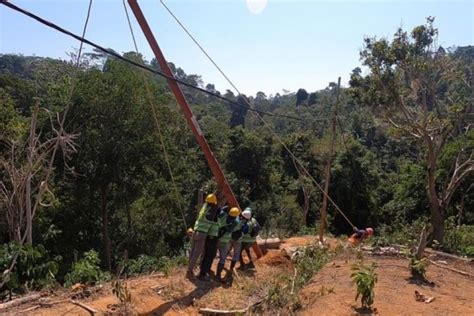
[205, 193, 217, 205]
[229, 207, 240, 217]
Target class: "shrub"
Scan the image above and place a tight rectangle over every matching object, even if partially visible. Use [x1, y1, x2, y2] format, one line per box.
[442, 219, 474, 257]
[351, 262, 377, 308]
[64, 250, 109, 287]
[0, 243, 60, 299]
[409, 257, 429, 279]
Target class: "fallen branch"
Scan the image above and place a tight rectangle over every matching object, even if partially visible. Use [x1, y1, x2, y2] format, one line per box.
[198, 307, 248, 315]
[70, 300, 98, 315]
[429, 260, 472, 277]
[19, 305, 40, 313]
[425, 249, 473, 263]
[0, 293, 44, 312]
[290, 267, 298, 295]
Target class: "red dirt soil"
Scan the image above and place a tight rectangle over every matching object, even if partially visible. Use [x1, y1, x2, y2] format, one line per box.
[298, 257, 474, 316]
[6, 236, 473, 315]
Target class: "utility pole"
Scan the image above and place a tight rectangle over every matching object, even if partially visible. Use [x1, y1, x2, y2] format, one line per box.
[127, 0, 262, 257]
[319, 77, 341, 243]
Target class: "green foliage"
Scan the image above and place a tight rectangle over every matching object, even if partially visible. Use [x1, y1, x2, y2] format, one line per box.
[442, 218, 474, 257]
[0, 243, 59, 298]
[409, 257, 429, 279]
[64, 250, 109, 287]
[294, 245, 329, 288]
[351, 262, 378, 308]
[112, 279, 132, 308]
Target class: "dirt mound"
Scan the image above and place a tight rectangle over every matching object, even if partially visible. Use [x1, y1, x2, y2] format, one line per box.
[259, 249, 294, 269]
[297, 257, 474, 315]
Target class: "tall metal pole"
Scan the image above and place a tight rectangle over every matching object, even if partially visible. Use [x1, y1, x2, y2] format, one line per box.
[127, 0, 262, 258]
[127, 0, 239, 208]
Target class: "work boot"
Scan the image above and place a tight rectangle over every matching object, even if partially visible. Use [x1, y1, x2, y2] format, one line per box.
[198, 272, 211, 282]
[247, 261, 255, 269]
[216, 262, 225, 283]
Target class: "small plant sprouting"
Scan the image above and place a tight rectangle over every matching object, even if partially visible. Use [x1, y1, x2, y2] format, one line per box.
[351, 262, 377, 309]
[112, 279, 132, 312]
[409, 256, 429, 280]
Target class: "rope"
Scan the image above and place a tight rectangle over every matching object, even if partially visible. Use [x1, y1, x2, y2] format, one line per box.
[122, 0, 188, 230]
[0, 0, 306, 122]
[159, 0, 357, 230]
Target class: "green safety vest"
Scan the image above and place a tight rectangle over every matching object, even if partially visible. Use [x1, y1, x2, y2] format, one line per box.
[193, 203, 219, 235]
[241, 218, 258, 243]
[219, 219, 241, 244]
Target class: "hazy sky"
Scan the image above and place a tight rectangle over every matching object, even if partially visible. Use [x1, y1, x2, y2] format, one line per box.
[1, 0, 473, 96]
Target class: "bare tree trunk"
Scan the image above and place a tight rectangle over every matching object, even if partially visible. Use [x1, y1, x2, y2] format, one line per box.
[302, 186, 310, 226]
[319, 77, 341, 243]
[100, 184, 111, 271]
[25, 175, 32, 245]
[426, 139, 444, 243]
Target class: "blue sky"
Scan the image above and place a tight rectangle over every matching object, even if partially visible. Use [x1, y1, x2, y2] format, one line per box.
[1, 0, 473, 96]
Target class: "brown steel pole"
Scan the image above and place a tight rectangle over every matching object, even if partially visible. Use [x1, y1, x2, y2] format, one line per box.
[127, 0, 263, 258]
[126, 0, 239, 208]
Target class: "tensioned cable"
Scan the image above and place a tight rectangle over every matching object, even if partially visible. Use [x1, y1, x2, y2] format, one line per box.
[159, 0, 357, 229]
[122, 0, 188, 230]
[0, 0, 307, 122]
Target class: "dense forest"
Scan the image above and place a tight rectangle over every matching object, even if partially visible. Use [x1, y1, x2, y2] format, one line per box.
[1, 19, 473, 296]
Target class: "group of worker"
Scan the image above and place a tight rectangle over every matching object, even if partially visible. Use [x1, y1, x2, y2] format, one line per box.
[186, 193, 261, 282]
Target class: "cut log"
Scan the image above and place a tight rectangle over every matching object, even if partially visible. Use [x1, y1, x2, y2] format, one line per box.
[199, 307, 248, 315]
[425, 249, 473, 263]
[70, 300, 98, 315]
[0, 293, 44, 312]
[19, 305, 40, 313]
[256, 238, 281, 249]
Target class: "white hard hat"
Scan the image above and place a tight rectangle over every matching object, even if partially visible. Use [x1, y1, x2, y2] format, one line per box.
[242, 209, 252, 219]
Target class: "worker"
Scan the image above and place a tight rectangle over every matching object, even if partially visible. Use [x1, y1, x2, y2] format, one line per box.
[186, 193, 220, 279]
[239, 207, 261, 270]
[215, 207, 241, 282]
[197, 204, 227, 281]
[348, 227, 374, 245]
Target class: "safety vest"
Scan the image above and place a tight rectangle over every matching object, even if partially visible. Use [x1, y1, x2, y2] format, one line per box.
[241, 218, 258, 243]
[194, 203, 218, 234]
[219, 218, 241, 244]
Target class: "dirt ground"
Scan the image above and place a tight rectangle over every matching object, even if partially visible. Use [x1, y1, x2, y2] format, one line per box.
[4, 236, 473, 315]
[298, 256, 474, 316]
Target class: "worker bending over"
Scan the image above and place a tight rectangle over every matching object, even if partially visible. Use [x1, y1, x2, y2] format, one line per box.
[239, 207, 261, 270]
[186, 193, 221, 279]
[348, 227, 374, 245]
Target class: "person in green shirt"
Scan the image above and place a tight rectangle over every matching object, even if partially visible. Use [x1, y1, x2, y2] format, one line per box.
[239, 207, 261, 270]
[215, 207, 241, 282]
[186, 193, 220, 279]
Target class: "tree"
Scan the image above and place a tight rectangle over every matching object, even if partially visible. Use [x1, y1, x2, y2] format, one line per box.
[355, 18, 473, 242]
[296, 88, 308, 106]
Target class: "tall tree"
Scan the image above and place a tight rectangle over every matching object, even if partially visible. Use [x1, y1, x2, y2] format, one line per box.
[354, 18, 473, 242]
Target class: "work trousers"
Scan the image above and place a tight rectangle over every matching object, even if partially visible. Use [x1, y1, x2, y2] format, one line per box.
[187, 231, 207, 272]
[218, 240, 242, 265]
[200, 236, 218, 276]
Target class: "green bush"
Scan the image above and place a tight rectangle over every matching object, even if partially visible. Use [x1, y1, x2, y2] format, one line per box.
[442, 219, 474, 257]
[0, 243, 60, 299]
[123, 254, 160, 276]
[351, 262, 377, 308]
[409, 257, 429, 279]
[294, 245, 329, 288]
[64, 250, 109, 287]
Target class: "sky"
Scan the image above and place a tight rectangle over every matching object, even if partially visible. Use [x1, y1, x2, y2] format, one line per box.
[1, 0, 473, 96]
